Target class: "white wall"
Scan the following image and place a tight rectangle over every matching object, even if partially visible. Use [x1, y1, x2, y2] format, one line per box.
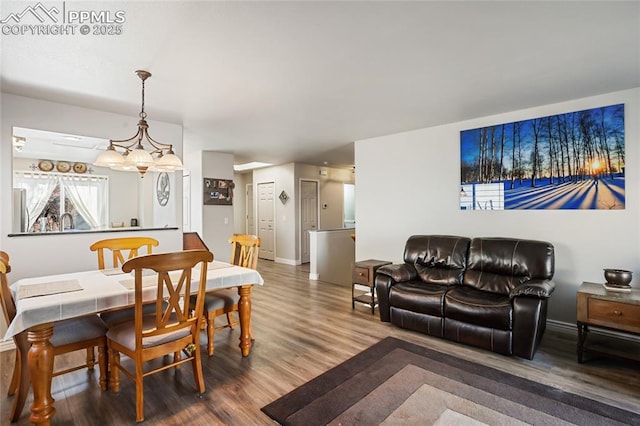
[152, 172, 177, 229]
[355, 88, 639, 325]
[106, 166, 140, 226]
[183, 128, 204, 235]
[201, 152, 235, 262]
[309, 228, 355, 286]
[233, 172, 249, 235]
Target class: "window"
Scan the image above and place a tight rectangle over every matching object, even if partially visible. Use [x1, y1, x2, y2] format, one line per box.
[14, 171, 109, 232]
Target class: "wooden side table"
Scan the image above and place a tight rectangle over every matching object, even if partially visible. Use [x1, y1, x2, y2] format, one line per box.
[576, 282, 640, 363]
[352, 259, 391, 314]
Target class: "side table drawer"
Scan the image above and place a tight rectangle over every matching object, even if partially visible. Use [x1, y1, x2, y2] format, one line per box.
[353, 267, 370, 286]
[588, 298, 640, 329]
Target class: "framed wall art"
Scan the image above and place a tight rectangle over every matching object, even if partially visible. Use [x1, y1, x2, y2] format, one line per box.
[460, 103, 625, 210]
[204, 178, 234, 205]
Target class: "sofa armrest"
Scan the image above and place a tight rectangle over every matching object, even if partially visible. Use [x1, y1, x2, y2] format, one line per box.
[376, 263, 417, 282]
[510, 279, 555, 299]
[375, 264, 417, 323]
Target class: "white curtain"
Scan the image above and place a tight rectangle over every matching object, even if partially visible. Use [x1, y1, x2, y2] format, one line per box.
[13, 172, 58, 231]
[61, 176, 108, 229]
[14, 171, 109, 231]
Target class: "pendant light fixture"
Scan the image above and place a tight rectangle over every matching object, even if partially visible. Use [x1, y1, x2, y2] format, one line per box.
[94, 70, 183, 177]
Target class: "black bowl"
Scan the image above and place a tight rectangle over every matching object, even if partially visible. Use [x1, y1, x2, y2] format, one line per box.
[603, 269, 632, 286]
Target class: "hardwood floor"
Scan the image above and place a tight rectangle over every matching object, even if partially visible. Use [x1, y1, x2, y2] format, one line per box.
[1, 260, 639, 425]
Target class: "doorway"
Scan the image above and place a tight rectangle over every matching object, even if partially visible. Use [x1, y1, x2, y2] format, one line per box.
[300, 179, 319, 264]
[246, 183, 255, 235]
[257, 182, 275, 260]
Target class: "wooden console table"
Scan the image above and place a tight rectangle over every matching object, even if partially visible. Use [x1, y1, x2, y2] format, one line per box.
[576, 282, 640, 363]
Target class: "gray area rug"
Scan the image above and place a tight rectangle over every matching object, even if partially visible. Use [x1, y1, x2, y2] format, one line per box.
[262, 337, 639, 425]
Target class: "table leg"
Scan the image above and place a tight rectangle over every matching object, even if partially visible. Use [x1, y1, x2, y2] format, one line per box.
[577, 322, 589, 363]
[237, 285, 253, 357]
[27, 322, 55, 425]
[370, 285, 375, 315]
[351, 283, 355, 309]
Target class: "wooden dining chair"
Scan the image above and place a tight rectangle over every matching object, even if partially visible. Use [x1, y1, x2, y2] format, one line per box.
[90, 236, 160, 327]
[199, 234, 260, 356]
[106, 249, 214, 423]
[0, 252, 17, 400]
[90, 236, 159, 270]
[0, 252, 108, 423]
[0, 250, 9, 271]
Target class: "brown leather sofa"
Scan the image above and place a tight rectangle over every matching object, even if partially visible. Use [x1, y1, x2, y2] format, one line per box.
[375, 235, 555, 359]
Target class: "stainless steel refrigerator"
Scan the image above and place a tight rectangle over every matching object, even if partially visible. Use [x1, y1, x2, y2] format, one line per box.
[12, 188, 28, 233]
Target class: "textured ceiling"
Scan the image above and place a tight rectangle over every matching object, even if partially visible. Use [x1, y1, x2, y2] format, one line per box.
[2, 1, 638, 169]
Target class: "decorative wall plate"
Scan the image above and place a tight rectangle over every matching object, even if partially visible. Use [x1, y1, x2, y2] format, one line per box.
[38, 160, 54, 172]
[56, 161, 71, 173]
[156, 172, 170, 206]
[73, 162, 87, 174]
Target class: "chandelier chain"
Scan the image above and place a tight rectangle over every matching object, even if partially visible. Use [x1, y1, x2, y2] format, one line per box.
[139, 79, 147, 120]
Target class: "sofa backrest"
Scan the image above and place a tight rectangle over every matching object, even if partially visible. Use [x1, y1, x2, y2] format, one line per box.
[464, 237, 555, 294]
[404, 235, 471, 285]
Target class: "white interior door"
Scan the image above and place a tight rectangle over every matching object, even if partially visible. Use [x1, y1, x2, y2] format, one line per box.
[301, 180, 318, 264]
[257, 182, 275, 260]
[246, 183, 255, 236]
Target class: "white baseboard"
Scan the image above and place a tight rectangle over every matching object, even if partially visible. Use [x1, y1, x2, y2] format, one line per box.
[546, 319, 576, 336]
[275, 257, 297, 266]
[546, 319, 640, 343]
[309, 273, 319, 280]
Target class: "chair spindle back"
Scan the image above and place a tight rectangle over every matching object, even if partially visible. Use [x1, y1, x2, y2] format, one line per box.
[121, 250, 214, 345]
[228, 234, 260, 269]
[90, 237, 159, 270]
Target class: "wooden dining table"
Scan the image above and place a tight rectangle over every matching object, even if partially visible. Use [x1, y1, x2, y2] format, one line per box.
[4, 260, 264, 425]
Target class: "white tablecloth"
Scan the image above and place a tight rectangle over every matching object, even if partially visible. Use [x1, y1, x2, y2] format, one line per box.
[4, 261, 264, 339]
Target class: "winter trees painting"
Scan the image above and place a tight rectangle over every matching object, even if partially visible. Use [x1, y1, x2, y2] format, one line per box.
[460, 104, 625, 210]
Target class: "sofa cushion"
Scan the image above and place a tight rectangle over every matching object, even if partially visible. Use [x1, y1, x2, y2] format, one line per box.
[389, 281, 449, 317]
[403, 235, 470, 285]
[464, 238, 554, 294]
[464, 270, 530, 295]
[415, 263, 465, 286]
[444, 286, 512, 331]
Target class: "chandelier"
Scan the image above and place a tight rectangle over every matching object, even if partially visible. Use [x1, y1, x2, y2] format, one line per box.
[94, 70, 183, 177]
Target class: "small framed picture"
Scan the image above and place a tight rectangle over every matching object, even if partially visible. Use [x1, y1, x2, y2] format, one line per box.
[279, 190, 289, 204]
